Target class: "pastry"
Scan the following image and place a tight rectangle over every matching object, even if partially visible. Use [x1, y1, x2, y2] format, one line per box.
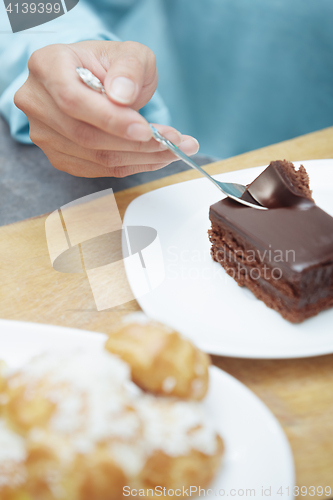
[105, 313, 210, 400]
[0, 341, 223, 499]
[209, 160, 333, 322]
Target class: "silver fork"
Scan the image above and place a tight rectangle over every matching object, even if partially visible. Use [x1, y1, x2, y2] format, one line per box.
[76, 67, 267, 210]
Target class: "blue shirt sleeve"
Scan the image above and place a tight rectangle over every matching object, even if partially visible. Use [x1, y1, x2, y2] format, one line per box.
[0, 0, 170, 144]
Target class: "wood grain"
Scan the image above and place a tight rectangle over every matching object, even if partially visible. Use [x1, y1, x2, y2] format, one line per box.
[0, 126, 333, 498]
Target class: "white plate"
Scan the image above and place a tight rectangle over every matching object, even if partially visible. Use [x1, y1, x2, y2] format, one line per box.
[123, 159, 333, 359]
[0, 320, 294, 498]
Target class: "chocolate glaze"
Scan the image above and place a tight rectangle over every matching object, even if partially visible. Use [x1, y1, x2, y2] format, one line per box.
[246, 161, 314, 209]
[210, 162, 333, 274]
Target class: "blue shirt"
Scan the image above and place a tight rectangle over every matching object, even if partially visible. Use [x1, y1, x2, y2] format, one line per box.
[0, 0, 332, 158]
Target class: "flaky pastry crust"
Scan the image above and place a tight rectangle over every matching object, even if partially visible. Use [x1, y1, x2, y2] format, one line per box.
[105, 313, 210, 400]
[0, 318, 223, 500]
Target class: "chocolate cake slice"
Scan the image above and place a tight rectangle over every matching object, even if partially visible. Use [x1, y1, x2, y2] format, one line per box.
[208, 160, 333, 323]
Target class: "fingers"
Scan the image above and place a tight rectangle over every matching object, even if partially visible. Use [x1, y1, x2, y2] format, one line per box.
[51, 76, 153, 142]
[103, 41, 158, 109]
[16, 78, 184, 153]
[37, 126, 198, 166]
[44, 149, 172, 178]
[28, 44, 153, 142]
[17, 42, 201, 179]
[29, 109, 194, 155]
[83, 136, 199, 166]
[30, 119, 199, 172]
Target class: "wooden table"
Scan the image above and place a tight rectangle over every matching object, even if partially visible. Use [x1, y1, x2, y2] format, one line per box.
[1, 127, 333, 499]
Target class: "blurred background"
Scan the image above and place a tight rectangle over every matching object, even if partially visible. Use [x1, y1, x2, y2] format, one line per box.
[1, 0, 333, 224]
[111, 0, 333, 158]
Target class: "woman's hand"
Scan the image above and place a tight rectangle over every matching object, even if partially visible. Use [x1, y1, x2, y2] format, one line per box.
[14, 41, 199, 178]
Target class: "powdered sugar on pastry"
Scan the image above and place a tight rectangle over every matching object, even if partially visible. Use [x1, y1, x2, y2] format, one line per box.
[135, 397, 218, 457]
[0, 420, 26, 487]
[121, 312, 174, 333]
[2, 349, 220, 485]
[162, 376, 177, 393]
[121, 312, 152, 326]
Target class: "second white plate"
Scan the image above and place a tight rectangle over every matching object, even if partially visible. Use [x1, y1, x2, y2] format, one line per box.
[0, 320, 294, 498]
[123, 159, 333, 358]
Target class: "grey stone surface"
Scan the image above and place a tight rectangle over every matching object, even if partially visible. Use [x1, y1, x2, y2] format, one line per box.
[0, 117, 218, 227]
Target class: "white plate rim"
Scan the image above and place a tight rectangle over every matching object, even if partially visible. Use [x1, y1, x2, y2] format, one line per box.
[0, 319, 295, 497]
[123, 159, 333, 359]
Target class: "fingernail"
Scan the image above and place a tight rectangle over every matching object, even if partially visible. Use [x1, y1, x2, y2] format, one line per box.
[179, 137, 200, 155]
[164, 130, 182, 145]
[127, 123, 153, 141]
[109, 77, 136, 104]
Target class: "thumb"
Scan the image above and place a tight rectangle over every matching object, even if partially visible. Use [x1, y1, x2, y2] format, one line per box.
[104, 42, 158, 109]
